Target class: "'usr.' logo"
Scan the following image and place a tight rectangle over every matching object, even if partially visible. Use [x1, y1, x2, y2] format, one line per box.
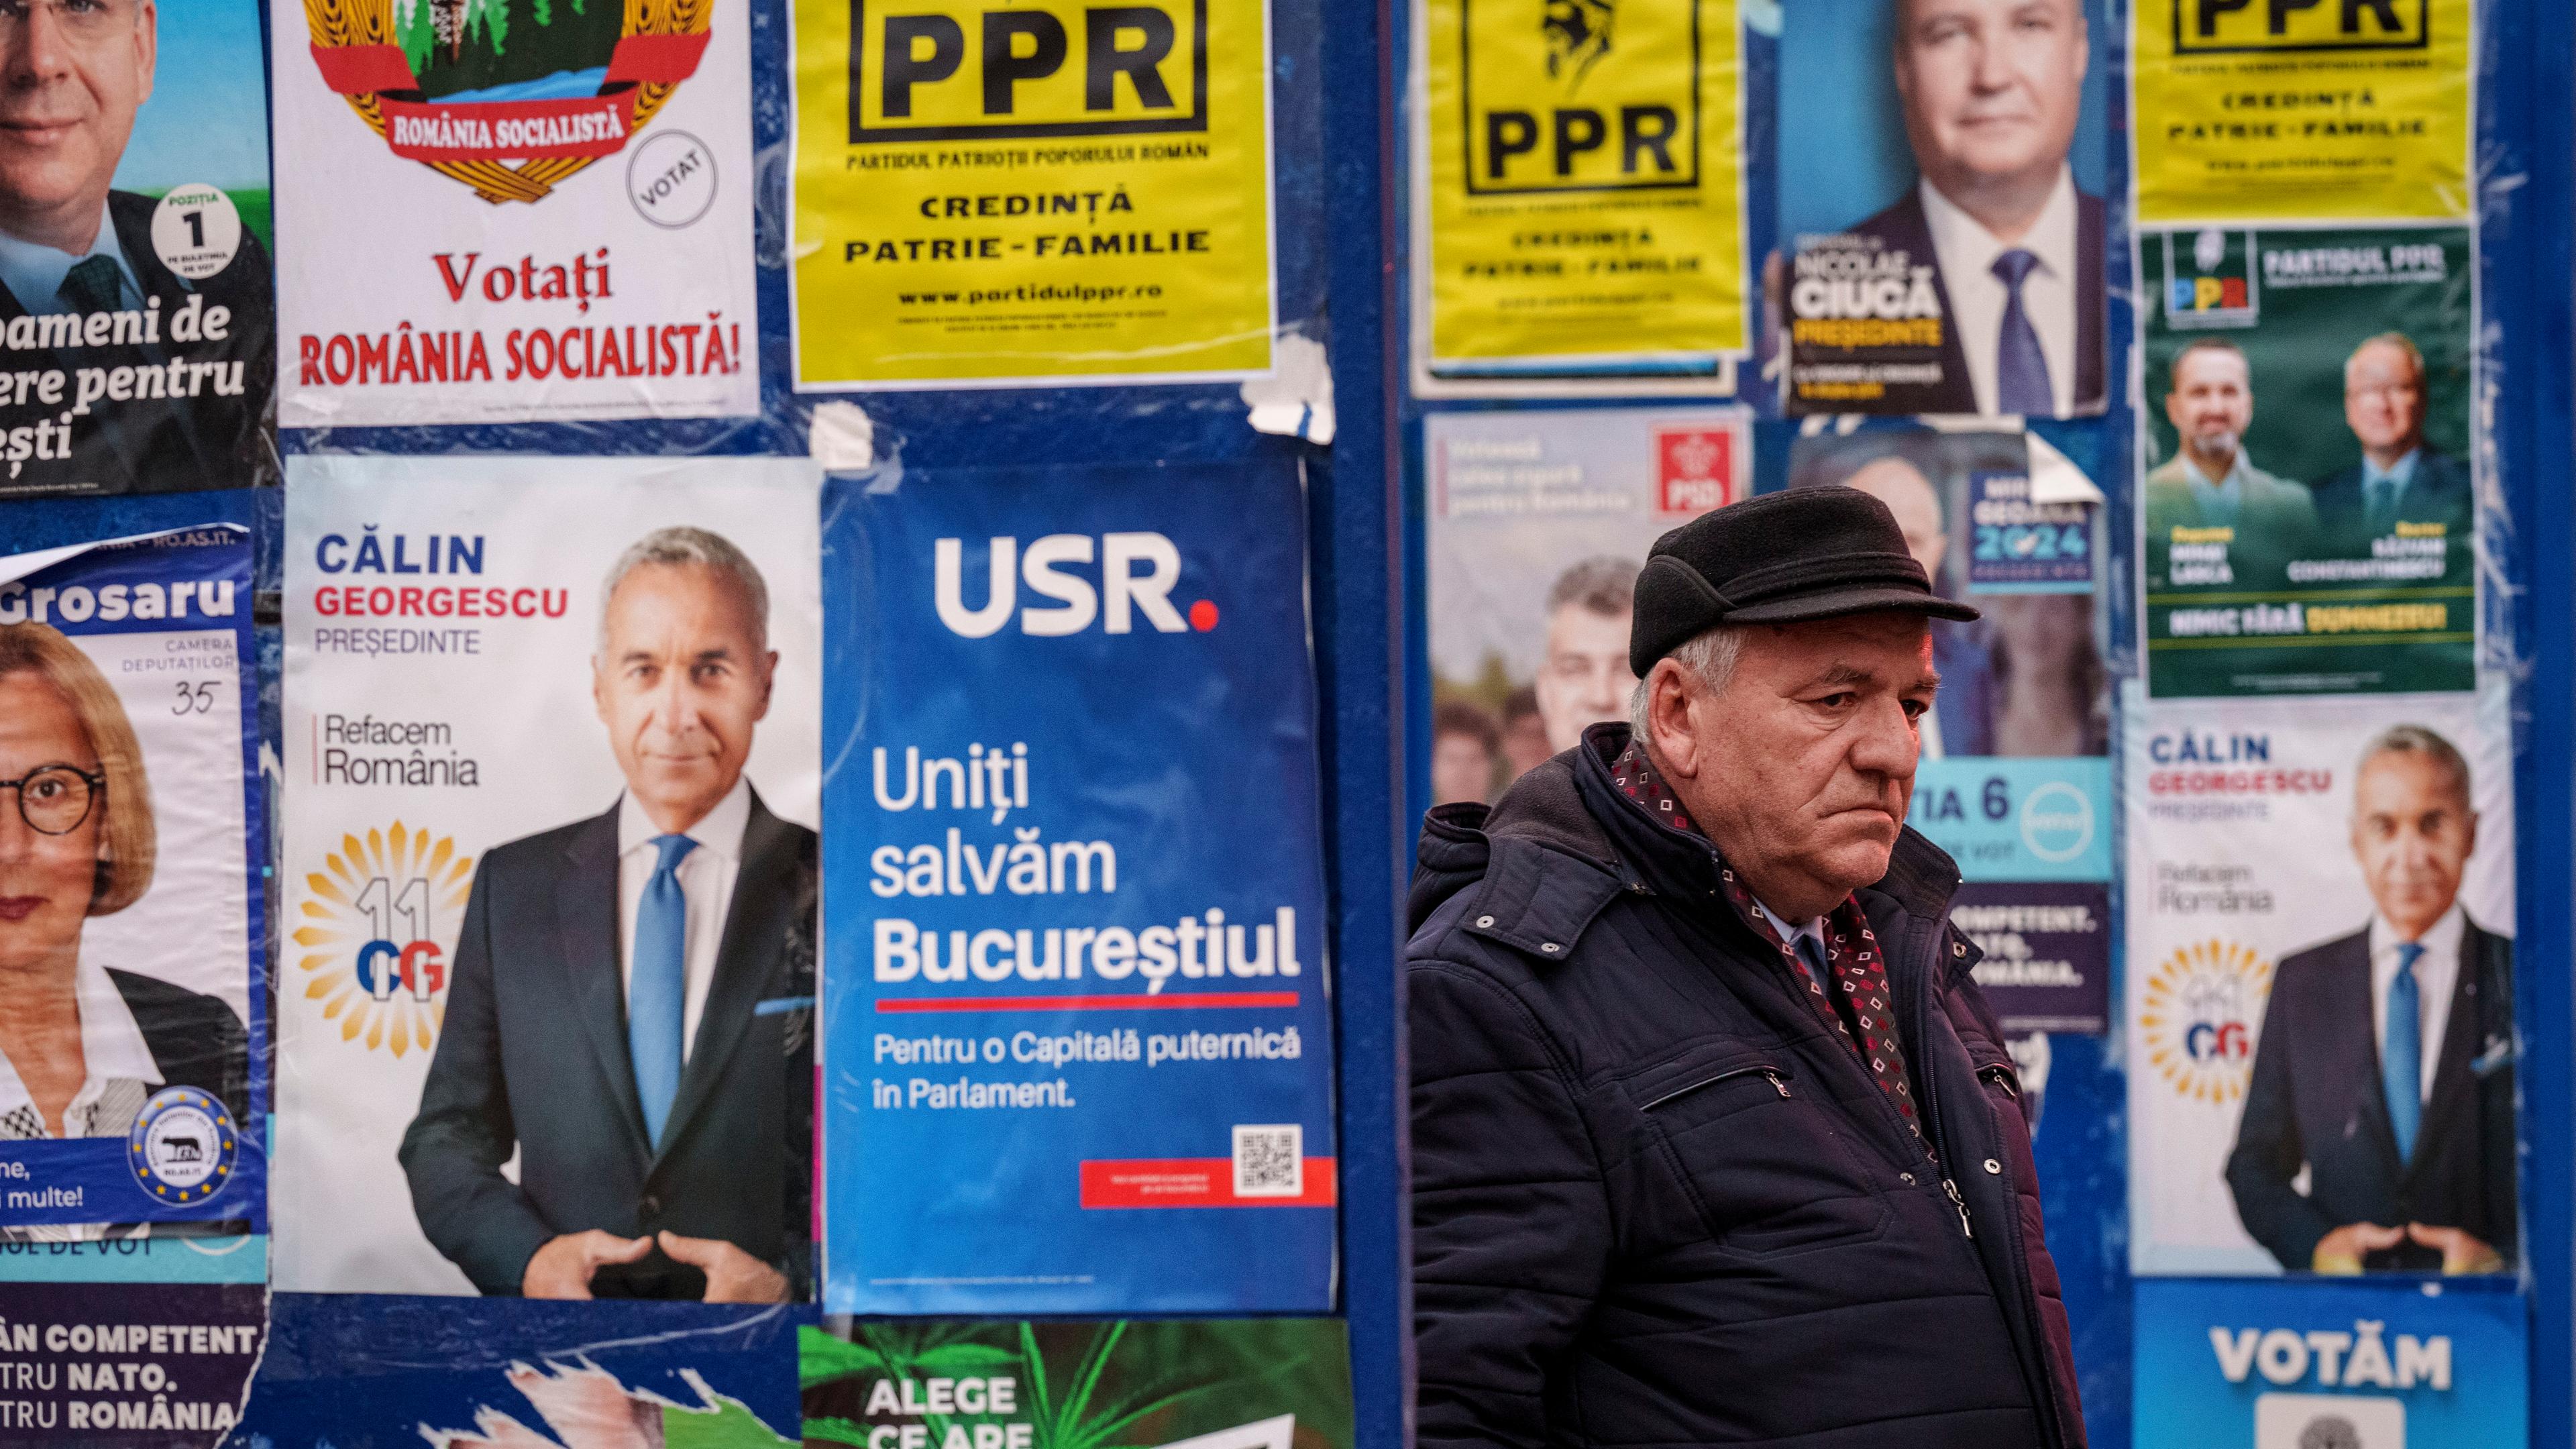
[849, 0, 1212, 142]
[2171, 0, 2428, 54]
[1460, 0, 1700, 194]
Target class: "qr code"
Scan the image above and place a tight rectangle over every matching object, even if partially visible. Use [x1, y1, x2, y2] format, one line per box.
[1232, 1124, 1303, 1197]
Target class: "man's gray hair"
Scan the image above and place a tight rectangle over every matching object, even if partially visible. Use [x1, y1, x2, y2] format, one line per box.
[599, 525, 771, 652]
[2357, 723, 2472, 806]
[1628, 624, 1746, 743]
[1548, 555, 1640, 619]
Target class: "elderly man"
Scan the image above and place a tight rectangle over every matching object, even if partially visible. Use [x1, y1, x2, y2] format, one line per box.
[0, 0, 274, 494]
[1532, 556, 1639, 753]
[1410, 488, 2084, 1449]
[403, 527, 816, 1301]
[1841, 0, 2104, 417]
[2226, 726, 2513, 1276]
[2143, 337, 2316, 587]
[2308, 334, 2473, 551]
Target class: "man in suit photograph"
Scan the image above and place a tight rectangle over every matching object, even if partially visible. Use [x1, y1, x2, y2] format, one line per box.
[1843, 0, 2104, 416]
[0, 0, 274, 496]
[2226, 725, 2515, 1275]
[2143, 338, 2318, 587]
[402, 527, 816, 1301]
[2308, 333, 2473, 551]
[1837, 453, 1996, 757]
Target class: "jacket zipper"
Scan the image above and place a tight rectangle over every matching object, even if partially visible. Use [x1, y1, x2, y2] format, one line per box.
[1941, 1175, 1973, 1238]
[1640, 1063, 1791, 1111]
[1980, 1063, 2020, 1099]
[1917, 928, 2071, 1449]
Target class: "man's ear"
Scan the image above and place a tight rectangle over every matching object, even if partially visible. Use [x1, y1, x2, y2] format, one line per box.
[591, 655, 611, 725]
[755, 649, 779, 721]
[135, 0, 158, 106]
[1646, 660, 1701, 780]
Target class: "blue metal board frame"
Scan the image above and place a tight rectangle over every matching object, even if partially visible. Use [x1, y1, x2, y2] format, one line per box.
[2488, 0, 2576, 1441]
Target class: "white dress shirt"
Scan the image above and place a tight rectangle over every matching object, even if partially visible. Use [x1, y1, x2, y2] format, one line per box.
[1752, 900, 1833, 991]
[2369, 903, 2465, 1104]
[0, 955, 166, 1242]
[0, 202, 148, 317]
[1919, 168, 2081, 417]
[616, 778, 752, 1063]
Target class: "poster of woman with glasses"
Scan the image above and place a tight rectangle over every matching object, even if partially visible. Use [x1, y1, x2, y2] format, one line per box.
[0, 523, 263, 1239]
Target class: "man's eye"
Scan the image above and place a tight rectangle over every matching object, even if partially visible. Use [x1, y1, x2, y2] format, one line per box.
[1815, 692, 1855, 709]
[1902, 700, 1929, 720]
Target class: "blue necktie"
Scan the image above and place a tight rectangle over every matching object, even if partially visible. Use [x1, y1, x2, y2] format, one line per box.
[2384, 941, 2424, 1163]
[631, 833, 698, 1149]
[1991, 250, 2055, 417]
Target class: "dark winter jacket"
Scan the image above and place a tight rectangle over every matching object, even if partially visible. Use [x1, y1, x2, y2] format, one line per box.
[1408, 726, 2084, 1449]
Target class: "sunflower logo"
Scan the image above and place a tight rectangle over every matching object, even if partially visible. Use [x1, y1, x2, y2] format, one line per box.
[2139, 938, 2273, 1104]
[290, 822, 475, 1057]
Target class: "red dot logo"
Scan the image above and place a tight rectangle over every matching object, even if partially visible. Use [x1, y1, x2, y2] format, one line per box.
[1189, 600, 1219, 631]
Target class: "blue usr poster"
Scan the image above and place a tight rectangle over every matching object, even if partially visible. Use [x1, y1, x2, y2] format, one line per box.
[820, 460, 1337, 1314]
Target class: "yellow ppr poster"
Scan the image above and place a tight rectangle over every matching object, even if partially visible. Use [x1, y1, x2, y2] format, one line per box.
[792, 0, 1275, 386]
[2135, 0, 2470, 223]
[1418, 0, 1747, 376]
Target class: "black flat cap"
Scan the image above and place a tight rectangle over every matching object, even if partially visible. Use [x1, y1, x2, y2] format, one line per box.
[1629, 488, 1980, 676]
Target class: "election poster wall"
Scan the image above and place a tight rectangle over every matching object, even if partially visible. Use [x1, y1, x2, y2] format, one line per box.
[822, 460, 1336, 1315]
[1774, 0, 2110, 417]
[1787, 427, 2112, 1036]
[2132, 0, 2471, 225]
[802, 1317, 1354, 1449]
[0, 525, 266, 1241]
[2134, 1278, 2524, 1449]
[2124, 683, 2516, 1277]
[2139, 225, 2475, 698]
[0, 1, 276, 500]
[272, 0, 760, 425]
[274, 456, 822, 1299]
[1422, 407, 1749, 806]
[1411, 0, 1746, 385]
[790, 0, 1277, 388]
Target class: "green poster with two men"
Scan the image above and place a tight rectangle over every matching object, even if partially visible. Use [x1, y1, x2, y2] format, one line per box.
[2139, 226, 2477, 698]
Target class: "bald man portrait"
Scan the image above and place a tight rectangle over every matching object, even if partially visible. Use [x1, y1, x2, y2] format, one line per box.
[0, 0, 274, 496]
[2308, 333, 2473, 552]
[402, 527, 817, 1301]
[1837, 0, 2104, 417]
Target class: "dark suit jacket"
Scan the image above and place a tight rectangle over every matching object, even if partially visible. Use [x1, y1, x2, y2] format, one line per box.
[400, 790, 818, 1298]
[1932, 623, 1996, 759]
[2308, 448, 2473, 552]
[0, 189, 277, 500]
[2225, 918, 2516, 1272]
[98, 970, 250, 1238]
[1838, 187, 2106, 417]
[111, 969, 250, 1127]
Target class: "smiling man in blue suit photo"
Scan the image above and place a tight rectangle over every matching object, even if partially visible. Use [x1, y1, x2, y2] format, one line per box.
[2226, 725, 2514, 1276]
[402, 527, 816, 1301]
